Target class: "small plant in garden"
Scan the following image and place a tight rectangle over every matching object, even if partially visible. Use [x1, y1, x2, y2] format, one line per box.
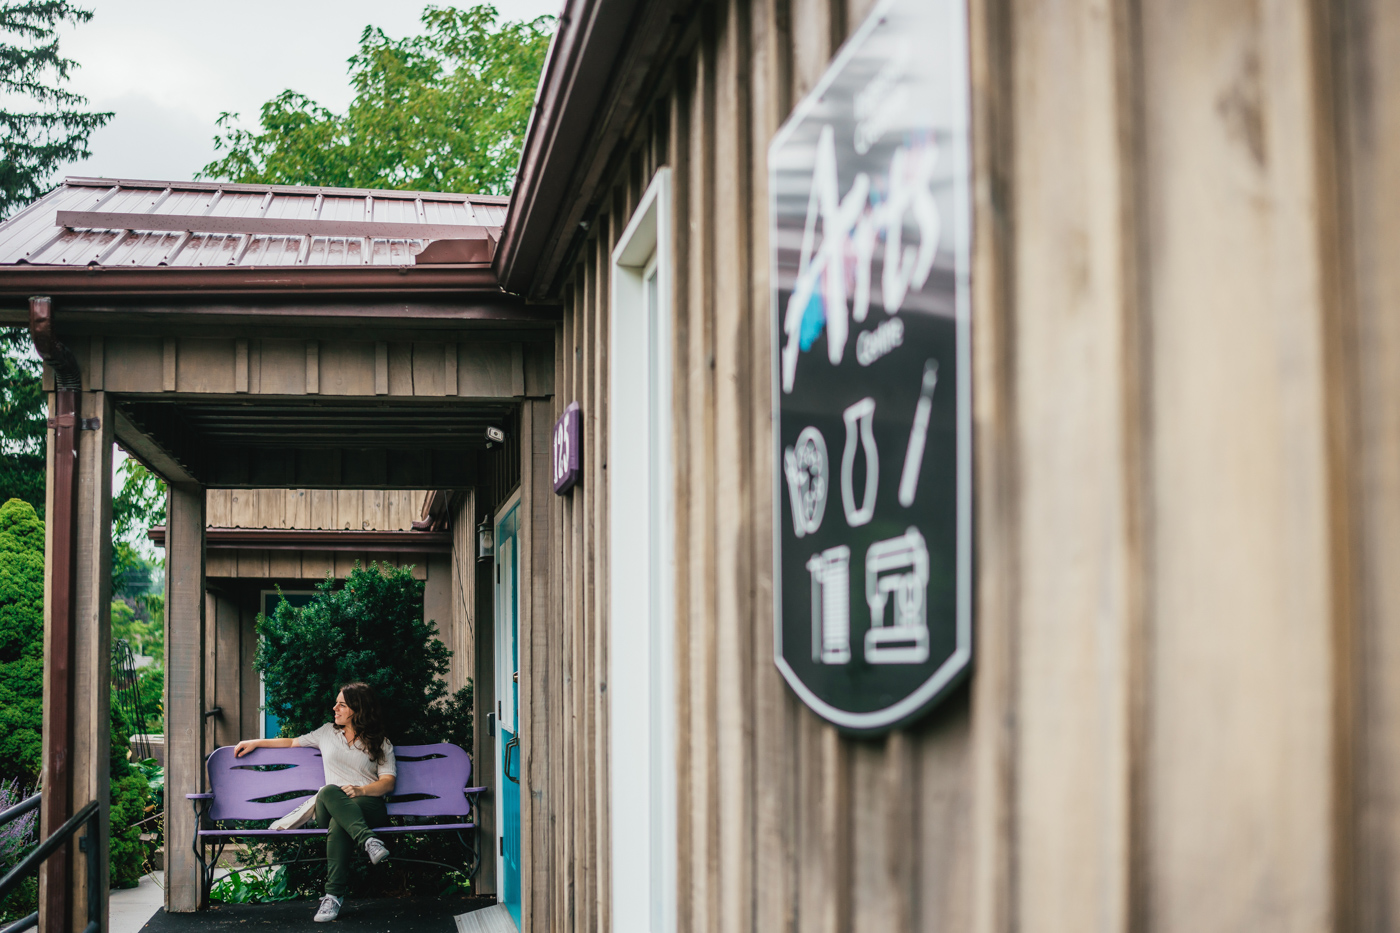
[0, 777, 37, 924]
[209, 866, 298, 904]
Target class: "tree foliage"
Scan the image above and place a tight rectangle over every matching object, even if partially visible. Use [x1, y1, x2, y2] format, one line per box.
[199, 4, 552, 196]
[0, 329, 43, 517]
[0, 1, 113, 217]
[111, 456, 165, 597]
[0, 497, 43, 787]
[257, 563, 472, 750]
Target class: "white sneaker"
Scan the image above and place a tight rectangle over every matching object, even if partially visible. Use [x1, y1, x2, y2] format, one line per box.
[314, 894, 343, 922]
[365, 837, 390, 865]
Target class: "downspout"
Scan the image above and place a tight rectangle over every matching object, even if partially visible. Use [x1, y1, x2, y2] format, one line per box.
[29, 296, 80, 933]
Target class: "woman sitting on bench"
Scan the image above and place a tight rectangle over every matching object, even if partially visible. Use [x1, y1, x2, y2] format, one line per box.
[233, 681, 397, 922]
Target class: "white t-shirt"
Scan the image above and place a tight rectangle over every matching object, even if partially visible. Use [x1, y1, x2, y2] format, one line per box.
[295, 723, 397, 788]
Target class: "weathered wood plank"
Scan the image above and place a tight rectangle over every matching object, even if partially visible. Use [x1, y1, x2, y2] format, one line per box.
[1007, 0, 1140, 927]
[711, 3, 756, 931]
[1344, 0, 1400, 926]
[66, 391, 115, 926]
[389, 343, 415, 396]
[518, 398, 557, 933]
[1140, 1, 1340, 928]
[746, 0, 799, 926]
[413, 342, 446, 396]
[165, 483, 206, 912]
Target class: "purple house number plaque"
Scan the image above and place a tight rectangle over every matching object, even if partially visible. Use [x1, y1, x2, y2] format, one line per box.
[553, 402, 581, 494]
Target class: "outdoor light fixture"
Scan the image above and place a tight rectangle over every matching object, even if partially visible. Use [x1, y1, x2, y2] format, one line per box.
[477, 515, 494, 560]
[485, 425, 506, 446]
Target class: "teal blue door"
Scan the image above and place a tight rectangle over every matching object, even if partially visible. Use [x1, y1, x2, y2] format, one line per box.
[495, 500, 522, 927]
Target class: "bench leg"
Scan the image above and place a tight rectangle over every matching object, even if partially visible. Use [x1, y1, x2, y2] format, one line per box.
[189, 798, 214, 900]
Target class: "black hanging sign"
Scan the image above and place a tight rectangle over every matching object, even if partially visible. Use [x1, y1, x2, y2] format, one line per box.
[770, 0, 972, 733]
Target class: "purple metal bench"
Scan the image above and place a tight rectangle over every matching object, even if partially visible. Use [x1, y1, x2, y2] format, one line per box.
[187, 743, 487, 894]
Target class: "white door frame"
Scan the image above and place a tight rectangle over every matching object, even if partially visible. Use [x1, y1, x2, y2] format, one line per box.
[492, 489, 522, 900]
[609, 167, 676, 933]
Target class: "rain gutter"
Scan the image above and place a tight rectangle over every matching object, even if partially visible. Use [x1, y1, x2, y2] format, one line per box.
[0, 263, 503, 300]
[28, 296, 78, 933]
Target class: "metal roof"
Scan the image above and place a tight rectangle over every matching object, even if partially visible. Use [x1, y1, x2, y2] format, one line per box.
[0, 177, 509, 269]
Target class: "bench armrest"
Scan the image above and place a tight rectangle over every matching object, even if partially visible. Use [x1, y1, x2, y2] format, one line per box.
[186, 793, 214, 800]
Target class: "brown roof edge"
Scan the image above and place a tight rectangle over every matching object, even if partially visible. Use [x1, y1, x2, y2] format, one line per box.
[147, 526, 452, 553]
[496, 0, 692, 298]
[0, 262, 505, 299]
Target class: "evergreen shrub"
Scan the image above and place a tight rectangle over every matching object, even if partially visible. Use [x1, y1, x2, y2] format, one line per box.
[0, 497, 44, 787]
[258, 562, 472, 749]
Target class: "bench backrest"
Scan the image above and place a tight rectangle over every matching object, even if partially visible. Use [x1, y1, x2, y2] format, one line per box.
[205, 743, 474, 821]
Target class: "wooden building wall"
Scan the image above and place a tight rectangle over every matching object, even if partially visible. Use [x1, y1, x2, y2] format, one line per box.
[525, 0, 1400, 930]
[205, 489, 431, 531]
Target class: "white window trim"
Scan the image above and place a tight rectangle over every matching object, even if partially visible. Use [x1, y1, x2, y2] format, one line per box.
[608, 167, 676, 933]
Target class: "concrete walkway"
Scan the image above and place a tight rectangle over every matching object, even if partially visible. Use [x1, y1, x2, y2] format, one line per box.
[109, 872, 165, 933]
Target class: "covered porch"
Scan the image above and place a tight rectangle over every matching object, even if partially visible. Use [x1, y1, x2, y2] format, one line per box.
[0, 177, 557, 928]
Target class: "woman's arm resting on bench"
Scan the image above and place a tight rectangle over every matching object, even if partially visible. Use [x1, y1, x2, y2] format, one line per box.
[234, 737, 299, 757]
[341, 775, 395, 798]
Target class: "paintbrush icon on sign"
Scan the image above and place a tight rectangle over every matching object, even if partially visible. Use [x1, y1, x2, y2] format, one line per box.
[898, 359, 939, 507]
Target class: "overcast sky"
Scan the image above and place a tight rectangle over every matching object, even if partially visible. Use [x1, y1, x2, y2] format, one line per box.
[50, 0, 561, 183]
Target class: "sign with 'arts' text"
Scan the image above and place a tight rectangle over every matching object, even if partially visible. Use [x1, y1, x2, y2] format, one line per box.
[770, 0, 972, 733]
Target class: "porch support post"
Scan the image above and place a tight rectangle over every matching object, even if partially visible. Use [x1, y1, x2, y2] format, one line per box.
[164, 484, 207, 912]
[32, 306, 112, 933]
[70, 388, 113, 932]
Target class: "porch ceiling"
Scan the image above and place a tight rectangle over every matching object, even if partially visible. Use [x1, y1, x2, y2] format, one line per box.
[116, 396, 514, 489]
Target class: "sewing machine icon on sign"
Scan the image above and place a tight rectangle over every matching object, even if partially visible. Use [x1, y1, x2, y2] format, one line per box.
[864, 527, 931, 664]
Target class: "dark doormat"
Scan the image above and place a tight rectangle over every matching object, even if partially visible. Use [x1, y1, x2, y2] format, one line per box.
[137, 896, 498, 932]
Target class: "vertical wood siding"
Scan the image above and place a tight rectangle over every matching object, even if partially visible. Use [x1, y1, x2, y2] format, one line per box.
[536, 1, 980, 930]
[524, 0, 1393, 929]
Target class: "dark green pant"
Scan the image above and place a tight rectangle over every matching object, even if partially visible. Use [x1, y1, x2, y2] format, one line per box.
[315, 786, 388, 897]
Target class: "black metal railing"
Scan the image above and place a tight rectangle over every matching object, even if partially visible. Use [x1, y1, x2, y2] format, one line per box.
[0, 793, 102, 933]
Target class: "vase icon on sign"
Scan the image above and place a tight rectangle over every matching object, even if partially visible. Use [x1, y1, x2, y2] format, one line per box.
[783, 426, 830, 538]
[841, 398, 878, 527]
[864, 527, 930, 664]
[807, 546, 851, 665]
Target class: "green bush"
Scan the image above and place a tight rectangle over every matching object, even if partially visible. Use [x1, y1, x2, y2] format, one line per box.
[0, 498, 45, 787]
[108, 704, 151, 888]
[257, 562, 471, 749]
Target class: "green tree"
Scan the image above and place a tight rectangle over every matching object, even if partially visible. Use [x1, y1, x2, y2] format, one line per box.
[0, 497, 43, 787]
[111, 457, 165, 597]
[0, 1, 113, 217]
[257, 563, 472, 750]
[199, 4, 553, 196]
[0, 329, 43, 516]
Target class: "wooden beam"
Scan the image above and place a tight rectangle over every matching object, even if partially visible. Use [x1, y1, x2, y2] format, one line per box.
[202, 447, 477, 489]
[164, 484, 206, 912]
[112, 407, 200, 486]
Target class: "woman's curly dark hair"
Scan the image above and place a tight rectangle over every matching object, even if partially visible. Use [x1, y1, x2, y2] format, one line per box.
[336, 682, 389, 764]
